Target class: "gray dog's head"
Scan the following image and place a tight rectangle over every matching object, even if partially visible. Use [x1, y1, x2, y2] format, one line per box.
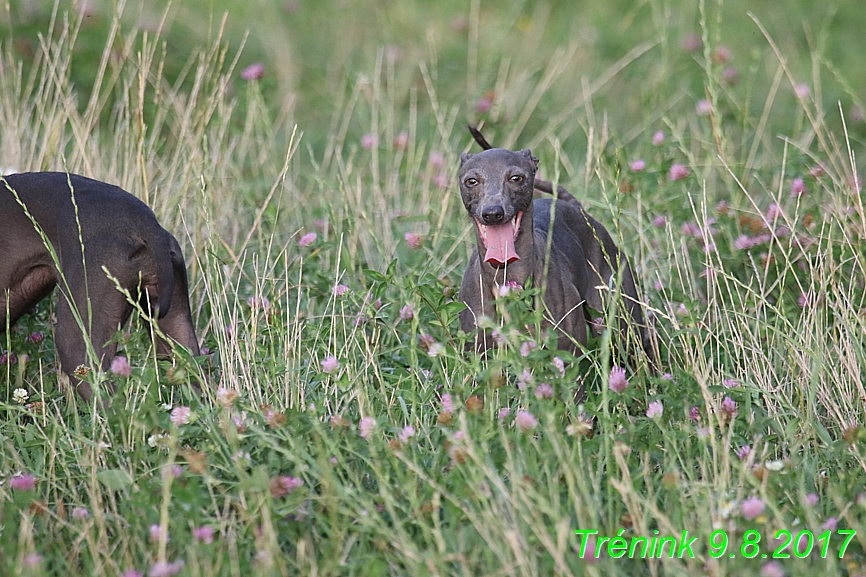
[458, 148, 538, 266]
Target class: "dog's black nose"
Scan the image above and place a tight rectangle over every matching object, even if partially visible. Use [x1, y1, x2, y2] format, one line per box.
[481, 205, 505, 224]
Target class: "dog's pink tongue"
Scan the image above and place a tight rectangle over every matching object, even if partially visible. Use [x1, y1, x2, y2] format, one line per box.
[484, 223, 520, 266]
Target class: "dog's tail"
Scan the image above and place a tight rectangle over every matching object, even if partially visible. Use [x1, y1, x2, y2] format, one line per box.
[468, 125, 579, 204]
[468, 125, 495, 150]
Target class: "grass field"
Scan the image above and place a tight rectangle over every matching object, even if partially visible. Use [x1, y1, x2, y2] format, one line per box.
[1, 0, 866, 575]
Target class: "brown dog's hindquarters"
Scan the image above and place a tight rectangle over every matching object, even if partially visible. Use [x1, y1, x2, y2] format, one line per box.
[0, 172, 201, 402]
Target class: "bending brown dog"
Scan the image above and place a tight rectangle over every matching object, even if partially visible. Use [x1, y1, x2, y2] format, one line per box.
[1, 172, 201, 402]
[458, 128, 653, 365]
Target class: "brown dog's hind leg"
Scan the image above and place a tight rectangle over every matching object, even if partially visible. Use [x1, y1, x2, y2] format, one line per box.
[54, 259, 136, 403]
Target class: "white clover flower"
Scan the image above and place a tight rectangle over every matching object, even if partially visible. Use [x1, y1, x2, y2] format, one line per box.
[147, 433, 170, 449]
[12, 388, 29, 404]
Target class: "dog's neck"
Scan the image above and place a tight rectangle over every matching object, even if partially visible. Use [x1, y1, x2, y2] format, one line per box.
[474, 203, 539, 291]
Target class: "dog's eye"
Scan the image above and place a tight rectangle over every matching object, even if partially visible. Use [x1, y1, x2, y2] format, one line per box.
[510, 175, 524, 183]
[464, 177, 478, 187]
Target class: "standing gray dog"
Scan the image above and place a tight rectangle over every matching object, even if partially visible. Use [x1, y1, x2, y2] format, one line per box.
[1, 172, 201, 402]
[458, 130, 652, 364]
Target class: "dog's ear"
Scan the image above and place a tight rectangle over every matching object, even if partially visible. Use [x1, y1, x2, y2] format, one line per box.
[519, 149, 539, 172]
[459, 152, 474, 167]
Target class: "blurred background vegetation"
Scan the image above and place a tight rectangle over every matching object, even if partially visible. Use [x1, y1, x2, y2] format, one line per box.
[1, 0, 864, 158]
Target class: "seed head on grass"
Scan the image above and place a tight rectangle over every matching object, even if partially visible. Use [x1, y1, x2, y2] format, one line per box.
[608, 367, 628, 393]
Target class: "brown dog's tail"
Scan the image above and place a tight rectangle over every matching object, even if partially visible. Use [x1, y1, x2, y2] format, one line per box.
[468, 125, 579, 204]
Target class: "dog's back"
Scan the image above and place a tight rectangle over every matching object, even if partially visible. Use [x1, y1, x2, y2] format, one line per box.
[1, 172, 177, 317]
